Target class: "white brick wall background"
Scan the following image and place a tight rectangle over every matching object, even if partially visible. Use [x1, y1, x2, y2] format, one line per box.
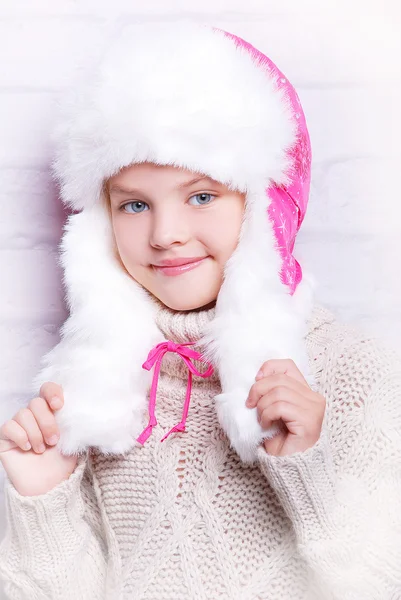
[0, 1, 400, 595]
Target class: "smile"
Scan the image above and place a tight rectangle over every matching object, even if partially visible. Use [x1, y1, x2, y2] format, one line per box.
[152, 257, 208, 277]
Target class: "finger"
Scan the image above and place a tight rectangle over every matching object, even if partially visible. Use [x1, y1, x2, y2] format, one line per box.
[259, 400, 308, 432]
[256, 389, 326, 430]
[0, 419, 32, 453]
[256, 359, 309, 387]
[28, 396, 60, 446]
[255, 389, 314, 426]
[13, 408, 46, 454]
[39, 382, 64, 411]
[246, 374, 312, 408]
[255, 386, 312, 413]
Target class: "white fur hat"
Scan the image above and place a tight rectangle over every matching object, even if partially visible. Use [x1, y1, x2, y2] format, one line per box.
[31, 21, 317, 463]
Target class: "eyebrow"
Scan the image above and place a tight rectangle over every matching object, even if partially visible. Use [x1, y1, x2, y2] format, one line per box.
[177, 176, 218, 189]
[108, 176, 218, 195]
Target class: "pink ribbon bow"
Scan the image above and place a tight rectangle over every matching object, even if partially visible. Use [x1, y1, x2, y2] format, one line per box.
[136, 340, 214, 445]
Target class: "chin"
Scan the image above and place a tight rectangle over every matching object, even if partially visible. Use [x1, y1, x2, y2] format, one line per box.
[158, 293, 217, 312]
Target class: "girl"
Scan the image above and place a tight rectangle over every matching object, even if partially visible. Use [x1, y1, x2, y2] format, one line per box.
[0, 22, 400, 600]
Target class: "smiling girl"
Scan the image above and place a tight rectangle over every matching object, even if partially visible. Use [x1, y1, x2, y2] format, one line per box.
[106, 163, 246, 312]
[0, 22, 400, 600]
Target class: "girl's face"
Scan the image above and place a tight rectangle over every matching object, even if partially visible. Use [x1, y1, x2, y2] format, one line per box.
[106, 162, 246, 311]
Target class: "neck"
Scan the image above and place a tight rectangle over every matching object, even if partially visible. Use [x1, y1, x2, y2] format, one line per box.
[153, 298, 216, 346]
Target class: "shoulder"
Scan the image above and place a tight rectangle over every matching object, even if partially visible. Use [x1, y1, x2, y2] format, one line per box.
[308, 302, 401, 446]
[307, 301, 401, 379]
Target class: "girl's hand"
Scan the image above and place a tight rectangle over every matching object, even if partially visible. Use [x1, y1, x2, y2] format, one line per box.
[245, 359, 326, 457]
[0, 382, 78, 496]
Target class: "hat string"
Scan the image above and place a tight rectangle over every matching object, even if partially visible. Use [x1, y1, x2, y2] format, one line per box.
[136, 341, 214, 445]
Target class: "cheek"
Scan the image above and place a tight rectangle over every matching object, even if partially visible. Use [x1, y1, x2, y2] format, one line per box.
[112, 219, 146, 266]
[204, 210, 243, 260]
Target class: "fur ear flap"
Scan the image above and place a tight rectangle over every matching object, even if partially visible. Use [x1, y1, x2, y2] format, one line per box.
[30, 202, 164, 456]
[200, 188, 317, 463]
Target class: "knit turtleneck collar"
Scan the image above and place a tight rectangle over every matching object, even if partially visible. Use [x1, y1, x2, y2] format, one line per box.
[147, 297, 218, 384]
[154, 299, 217, 345]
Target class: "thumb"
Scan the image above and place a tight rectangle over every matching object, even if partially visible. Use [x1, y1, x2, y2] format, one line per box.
[0, 438, 19, 454]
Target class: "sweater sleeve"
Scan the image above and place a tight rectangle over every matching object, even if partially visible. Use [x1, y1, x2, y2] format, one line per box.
[256, 338, 401, 600]
[0, 451, 108, 600]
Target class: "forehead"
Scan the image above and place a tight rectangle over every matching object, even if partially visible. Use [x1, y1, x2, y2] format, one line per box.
[107, 163, 227, 195]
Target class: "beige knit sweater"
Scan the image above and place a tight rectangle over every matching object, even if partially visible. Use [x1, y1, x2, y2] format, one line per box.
[1, 302, 401, 600]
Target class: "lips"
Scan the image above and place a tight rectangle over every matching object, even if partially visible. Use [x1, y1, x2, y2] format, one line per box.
[154, 257, 206, 268]
[152, 256, 208, 277]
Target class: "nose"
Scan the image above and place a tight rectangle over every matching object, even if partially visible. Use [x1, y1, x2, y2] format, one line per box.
[149, 206, 190, 250]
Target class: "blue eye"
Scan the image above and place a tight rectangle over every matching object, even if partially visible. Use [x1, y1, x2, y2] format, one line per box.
[188, 193, 215, 206]
[120, 201, 149, 214]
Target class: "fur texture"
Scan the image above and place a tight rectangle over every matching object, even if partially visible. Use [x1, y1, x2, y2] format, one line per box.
[30, 22, 316, 463]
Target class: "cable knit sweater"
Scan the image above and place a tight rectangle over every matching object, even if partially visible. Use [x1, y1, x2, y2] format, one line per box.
[1, 302, 401, 600]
